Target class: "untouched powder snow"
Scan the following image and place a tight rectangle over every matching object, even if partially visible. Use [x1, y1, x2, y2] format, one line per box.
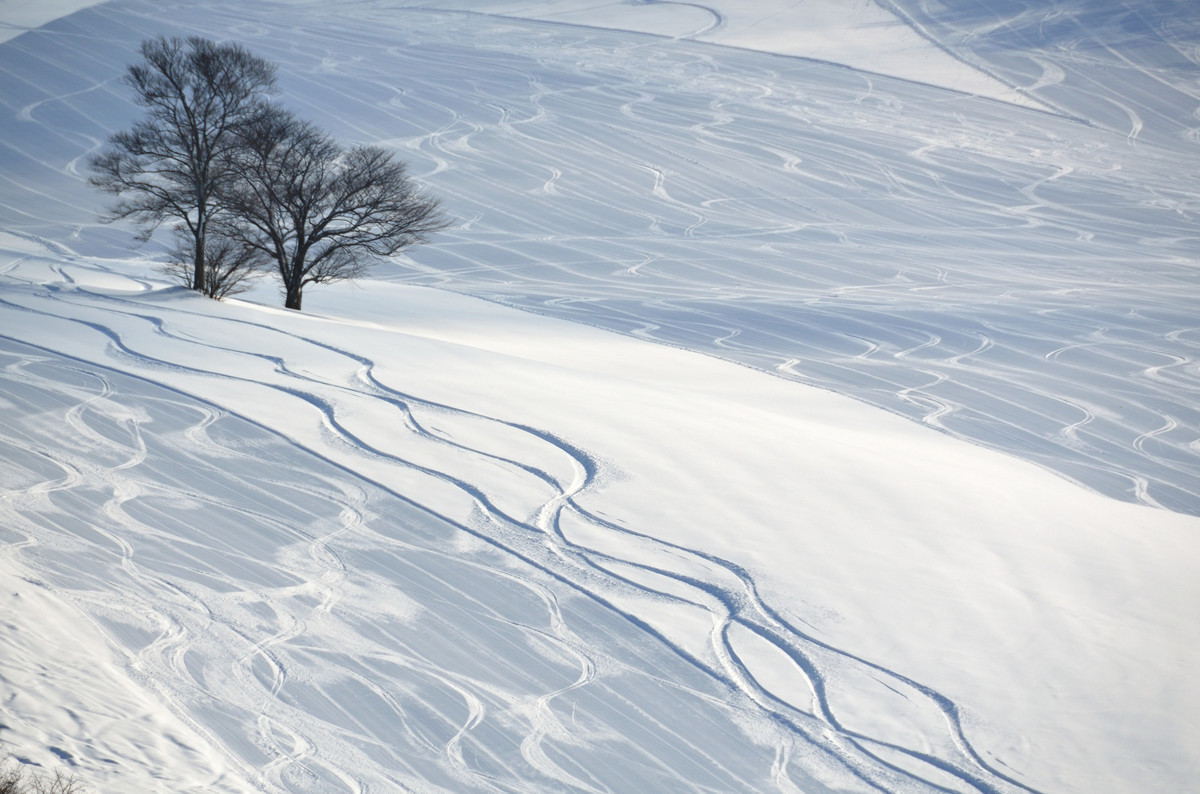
[1, 1, 1199, 793]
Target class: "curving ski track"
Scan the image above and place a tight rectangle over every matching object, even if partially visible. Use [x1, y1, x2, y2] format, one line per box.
[20, 0, 1181, 514]
[1, 0, 1198, 791]
[0, 276, 1042, 792]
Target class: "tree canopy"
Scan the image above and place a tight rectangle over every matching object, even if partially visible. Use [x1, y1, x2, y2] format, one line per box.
[91, 38, 447, 309]
[88, 36, 278, 296]
[219, 111, 448, 310]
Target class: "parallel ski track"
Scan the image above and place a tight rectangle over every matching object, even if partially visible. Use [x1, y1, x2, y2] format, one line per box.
[7, 3, 1196, 518]
[0, 279, 1044, 793]
[2, 2, 1198, 788]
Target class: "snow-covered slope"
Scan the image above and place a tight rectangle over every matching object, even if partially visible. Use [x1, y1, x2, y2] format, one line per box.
[881, 0, 1200, 148]
[1, 1, 1198, 793]
[4, 0, 1197, 514]
[404, 0, 1043, 106]
[0, 0, 99, 45]
[4, 252, 1197, 794]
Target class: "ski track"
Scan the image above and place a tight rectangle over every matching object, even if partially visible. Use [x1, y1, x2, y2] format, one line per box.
[0, 274, 1046, 793]
[385, 10, 1196, 514]
[1, 0, 1198, 790]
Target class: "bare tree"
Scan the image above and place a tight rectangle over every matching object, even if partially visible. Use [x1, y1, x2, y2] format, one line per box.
[88, 36, 277, 295]
[0, 764, 85, 794]
[221, 110, 449, 310]
[157, 225, 267, 299]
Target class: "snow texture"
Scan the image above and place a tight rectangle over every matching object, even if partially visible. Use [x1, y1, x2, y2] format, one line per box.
[0, 1, 1198, 793]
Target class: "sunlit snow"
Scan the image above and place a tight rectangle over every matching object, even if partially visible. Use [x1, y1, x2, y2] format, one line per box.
[1, 2, 1198, 793]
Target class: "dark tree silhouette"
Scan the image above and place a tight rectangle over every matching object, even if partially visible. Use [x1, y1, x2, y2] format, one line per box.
[88, 36, 277, 295]
[221, 110, 449, 310]
[0, 762, 85, 794]
[157, 225, 268, 300]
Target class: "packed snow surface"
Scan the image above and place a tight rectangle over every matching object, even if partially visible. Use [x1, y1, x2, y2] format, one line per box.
[1, 1, 1198, 793]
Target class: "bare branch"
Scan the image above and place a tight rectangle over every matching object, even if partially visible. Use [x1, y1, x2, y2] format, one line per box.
[220, 111, 450, 310]
[157, 225, 269, 299]
[87, 37, 278, 295]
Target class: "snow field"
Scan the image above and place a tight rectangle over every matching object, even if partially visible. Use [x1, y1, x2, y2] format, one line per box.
[0, 1, 1198, 792]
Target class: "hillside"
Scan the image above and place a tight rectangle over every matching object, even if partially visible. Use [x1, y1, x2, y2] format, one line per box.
[1, 2, 1198, 792]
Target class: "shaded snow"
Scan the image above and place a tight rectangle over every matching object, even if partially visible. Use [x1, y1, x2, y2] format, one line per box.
[408, 0, 1044, 106]
[1, 1, 1199, 793]
[0, 0, 101, 44]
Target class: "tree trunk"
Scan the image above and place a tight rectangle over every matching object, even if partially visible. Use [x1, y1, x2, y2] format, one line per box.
[193, 221, 207, 295]
[284, 284, 303, 311]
